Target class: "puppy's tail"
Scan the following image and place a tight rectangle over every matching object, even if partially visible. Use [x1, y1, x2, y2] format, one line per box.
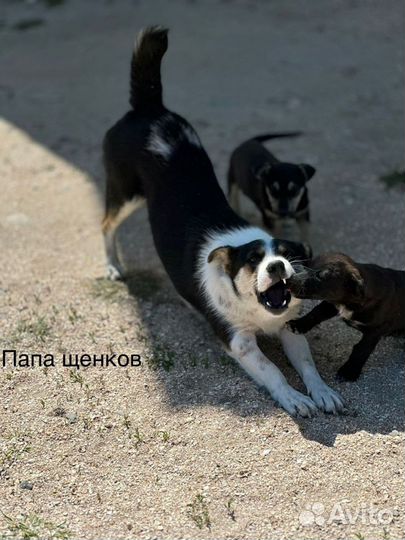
[252, 132, 302, 143]
[129, 26, 168, 110]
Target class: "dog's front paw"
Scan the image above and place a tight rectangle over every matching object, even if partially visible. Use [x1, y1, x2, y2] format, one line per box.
[274, 386, 318, 418]
[336, 363, 361, 382]
[286, 320, 302, 334]
[106, 264, 124, 281]
[308, 381, 345, 414]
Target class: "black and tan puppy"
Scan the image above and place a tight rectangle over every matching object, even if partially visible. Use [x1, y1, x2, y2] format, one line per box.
[227, 133, 315, 242]
[286, 253, 405, 381]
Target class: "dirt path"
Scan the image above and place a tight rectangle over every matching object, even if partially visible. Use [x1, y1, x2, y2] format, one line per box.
[1, 1, 404, 539]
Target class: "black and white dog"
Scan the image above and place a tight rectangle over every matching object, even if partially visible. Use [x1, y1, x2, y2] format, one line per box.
[102, 27, 344, 417]
[228, 134, 315, 242]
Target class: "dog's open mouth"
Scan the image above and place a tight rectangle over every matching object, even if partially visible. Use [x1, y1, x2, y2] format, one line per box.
[258, 279, 292, 312]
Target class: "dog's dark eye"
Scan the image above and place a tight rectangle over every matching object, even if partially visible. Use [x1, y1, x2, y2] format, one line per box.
[247, 253, 262, 265]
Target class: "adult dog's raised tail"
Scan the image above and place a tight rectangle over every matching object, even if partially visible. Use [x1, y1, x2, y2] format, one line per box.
[129, 26, 168, 110]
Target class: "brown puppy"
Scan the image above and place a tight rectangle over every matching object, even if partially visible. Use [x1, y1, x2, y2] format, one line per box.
[286, 253, 405, 380]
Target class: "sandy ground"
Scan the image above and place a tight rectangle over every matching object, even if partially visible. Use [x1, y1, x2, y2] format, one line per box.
[0, 1, 404, 539]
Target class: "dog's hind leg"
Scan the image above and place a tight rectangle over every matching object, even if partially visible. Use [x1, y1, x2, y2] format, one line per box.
[102, 196, 145, 280]
[102, 153, 145, 280]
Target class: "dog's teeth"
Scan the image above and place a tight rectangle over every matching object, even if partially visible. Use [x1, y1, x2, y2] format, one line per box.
[282, 299, 287, 306]
[282, 279, 286, 284]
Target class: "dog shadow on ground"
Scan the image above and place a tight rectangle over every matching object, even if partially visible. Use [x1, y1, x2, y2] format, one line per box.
[112, 210, 404, 447]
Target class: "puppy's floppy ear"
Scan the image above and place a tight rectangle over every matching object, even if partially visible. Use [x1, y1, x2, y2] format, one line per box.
[253, 163, 272, 181]
[299, 164, 316, 182]
[302, 242, 313, 261]
[349, 268, 365, 299]
[274, 239, 313, 263]
[207, 246, 234, 273]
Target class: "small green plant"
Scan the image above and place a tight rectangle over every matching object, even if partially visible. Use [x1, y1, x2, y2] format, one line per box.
[90, 278, 127, 303]
[136, 330, 148, 345]
[218, 354, 235, 371]
[123, 414, 131, 430]
[187, 494, 211, 530]
[13, 315, 52, 343]
[122, 416, 144, 447]
[82, 417, 92, 431]
[68, 370, 86, 389]
[149, 343, 176, 371]
[189, 354, 198, 367]
[0, 433, 31, 469]
[159, 431, 170, 442]
[1, 512, 71, 540]
[354, 533, 366, 540]
[189, 354, 210, 368]
[131, 427, 144, 447]
[226, 498, 236, 521]
[67, 306, 81, 325]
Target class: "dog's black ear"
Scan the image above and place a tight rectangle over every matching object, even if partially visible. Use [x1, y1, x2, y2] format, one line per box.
[254, 163, 272, 181]
[300, 164, 316, 182]
[207, 246, 234, 273]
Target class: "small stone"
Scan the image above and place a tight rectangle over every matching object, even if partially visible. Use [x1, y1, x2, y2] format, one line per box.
[53, 407, 66, 417]
[4, 213, 30, 226]
[20, 481, 33, 490]
[262, 449, 271, 457]
[66, 412, 77, 424]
